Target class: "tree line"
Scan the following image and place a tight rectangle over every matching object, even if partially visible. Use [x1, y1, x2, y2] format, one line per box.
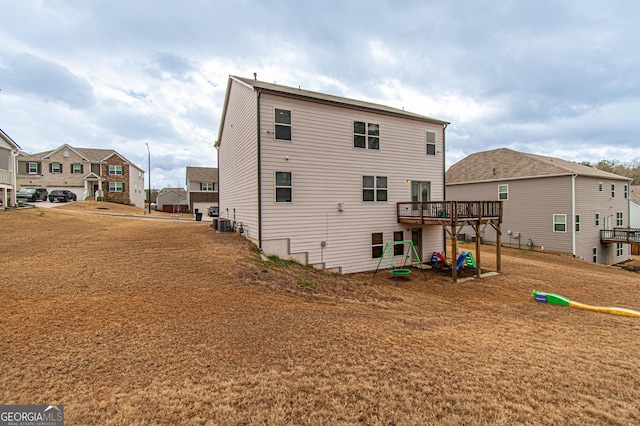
[581, 159, 640, 185]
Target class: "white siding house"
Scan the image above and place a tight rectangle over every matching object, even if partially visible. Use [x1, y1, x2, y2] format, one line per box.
[0, 128, 21, 209]
[216, 76, 449, 273]
[446, 148, 633, 265]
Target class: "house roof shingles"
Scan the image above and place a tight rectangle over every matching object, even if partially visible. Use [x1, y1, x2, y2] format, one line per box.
[231, 76, 450, 125]
[186, 166, 217, 182]
[446, 148, 631, 185]
[17, 144, 142, 170]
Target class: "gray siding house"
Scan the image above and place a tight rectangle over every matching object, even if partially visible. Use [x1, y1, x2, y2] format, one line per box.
[186, 166, 218, 215]
[446, 148, 632, 265]
[216, 75, 450, 273]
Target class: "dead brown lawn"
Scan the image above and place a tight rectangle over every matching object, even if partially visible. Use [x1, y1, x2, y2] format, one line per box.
[1, 203, 639, 425]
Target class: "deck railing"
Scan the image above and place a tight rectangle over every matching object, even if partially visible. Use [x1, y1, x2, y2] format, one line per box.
[0, 169, 11, 185]
[397, 201, 502, 222]
[601, 228, 640, 243]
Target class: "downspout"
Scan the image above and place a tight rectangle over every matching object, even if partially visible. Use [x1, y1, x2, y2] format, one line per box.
[571, 174, 577, 257]
[442, 123, 448, 258]
[257, 89, 263, 250]
[11, 149, 18, 207]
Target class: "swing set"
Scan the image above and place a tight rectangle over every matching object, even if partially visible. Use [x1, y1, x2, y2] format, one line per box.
[373, 240, 428, 285]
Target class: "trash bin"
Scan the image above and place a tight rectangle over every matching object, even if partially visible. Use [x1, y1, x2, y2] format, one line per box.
[195, 212, 203, 221]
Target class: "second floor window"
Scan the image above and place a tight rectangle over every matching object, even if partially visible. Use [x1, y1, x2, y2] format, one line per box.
[595, 213, 600, 226]
[354, 121, 379, 150]
[426, 132, 436, 155]
[72, 164, 83, 174]
[363, 176, 387, 202]
[611, 184, 615, 198]
[200, 182, 214, 191]
[625, 185, 629, 199]
[575, 215, 580, 232]
[28, 162, 38, 174]
[275, 109, 292, 141]
[108, 165, 124, 175]
[616, 212, 623, 226]
[498, 184, 508, 200]
[50, 163, 62, 173]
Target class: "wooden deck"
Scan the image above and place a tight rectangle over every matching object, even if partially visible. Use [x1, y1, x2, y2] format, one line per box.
[601, 228, 640, 244]
[397, 201, 503, 283]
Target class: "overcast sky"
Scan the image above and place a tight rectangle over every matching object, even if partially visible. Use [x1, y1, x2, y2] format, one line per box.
[1, 1, 639, 189]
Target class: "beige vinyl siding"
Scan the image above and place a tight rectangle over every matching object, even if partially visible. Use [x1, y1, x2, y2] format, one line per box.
[128, 166, 145, 207]
[259, 93, 445, 273]
[447, 176, 574, 254]
[575, 176, 632, 265]
[218, 81, 259, 241]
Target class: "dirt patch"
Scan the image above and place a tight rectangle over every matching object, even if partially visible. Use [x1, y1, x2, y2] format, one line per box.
[1, 203, 639, 425]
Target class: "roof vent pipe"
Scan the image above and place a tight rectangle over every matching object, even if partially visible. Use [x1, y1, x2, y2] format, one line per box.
[253, 72, 257, 80]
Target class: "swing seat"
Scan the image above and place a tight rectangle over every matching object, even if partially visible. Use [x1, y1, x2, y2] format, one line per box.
[389, 269, 412, 275]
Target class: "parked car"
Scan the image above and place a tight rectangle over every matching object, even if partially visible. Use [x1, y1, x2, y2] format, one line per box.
[17, 188, 49, 202]
[207, 206, 219, 217]
[48, 190, 77, 203]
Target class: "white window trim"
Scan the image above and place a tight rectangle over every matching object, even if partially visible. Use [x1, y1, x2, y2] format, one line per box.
[275, 171, 292, 203]
[595, 213, 600, 226]
[362, 175, 388, 202]
[274, 108, 292, 141]
[28, 162, 38, 174]
[575, 214, 580, 232]
[109, 182, 124, 192]
[51, 163, 62, 173]
[611, 184, 615, 198]
[616, 243, 623, 257]
[72, 164, 83, 174]
[616, 211, 623, 227]
[498, 184, 508, 201]
[200, 182, 214, 191]
[108, 165, 124, 175]
[426, 132, 436, 156]
[553, 214, 567, 233]
[598, 182, 603, 192]
[353, 121, 380, 150]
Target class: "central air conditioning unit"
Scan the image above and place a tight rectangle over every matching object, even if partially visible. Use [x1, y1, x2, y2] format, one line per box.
[217, 218, 231, 233]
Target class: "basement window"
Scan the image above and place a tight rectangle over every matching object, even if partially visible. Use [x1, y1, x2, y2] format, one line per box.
[372, 232, 383, 258]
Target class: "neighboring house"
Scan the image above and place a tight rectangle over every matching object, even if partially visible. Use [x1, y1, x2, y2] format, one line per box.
[446, 148, 633, 265]
[0, 128, 21, 209]
[186, 166, 218, 215]
[16, 144, 145, 207]
[215, 75, 452, 273]
[630, 185, 640, 229]
[156, 188, 188, 213]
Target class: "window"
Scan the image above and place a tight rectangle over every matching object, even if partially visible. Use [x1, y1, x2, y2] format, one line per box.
[498, 184, 508, 200]
[354, 121, 380, 150]
[275, 171, 292, 203]
[426, 132, 436, 155]
[362, 176, 387, 202]
[616, 211, 623, 226]
[394, 231, 404, 256]
[553, 214, 566, 232]
[616, 243, 623, 257]
[108, 165, 123, 175]
[109, 182, 124, 192]
[50, 163, 62, 173]
[611, 184, 615, 198]
[72, 164, 83, 174]
[593, 248, 597, 263]
[200, 182, 214, 191]
[28, 162, 38, 174]
[598, 182, 603, 192]
[625, 185, 629, 199]
[595, 213, 600, 226]
[575, 215, 580, 232]
[372, 232, 384, 258]
[275, 108, 292, 141]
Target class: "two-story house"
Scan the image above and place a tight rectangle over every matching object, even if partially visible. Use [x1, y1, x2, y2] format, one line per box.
[0, 128, 21, 209]
[215, 75, 453, 273]
[16, 144, 145, 207]
[446, 148, 633, 265]
[186, 166, 218, 215]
